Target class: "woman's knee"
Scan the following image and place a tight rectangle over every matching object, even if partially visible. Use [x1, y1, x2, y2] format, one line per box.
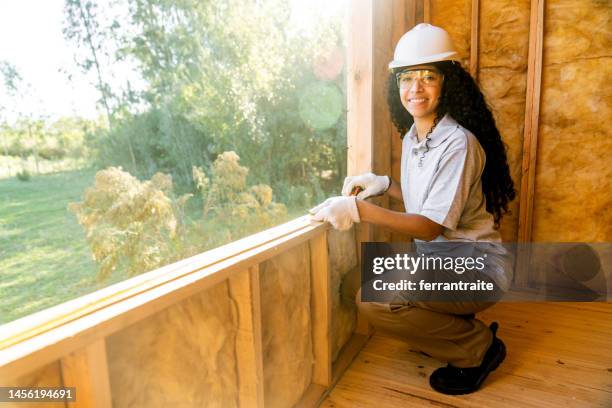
[355, 288, 386, 318]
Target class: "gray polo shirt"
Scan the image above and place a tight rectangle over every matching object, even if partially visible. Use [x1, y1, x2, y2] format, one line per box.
[400, 113, 513, 289]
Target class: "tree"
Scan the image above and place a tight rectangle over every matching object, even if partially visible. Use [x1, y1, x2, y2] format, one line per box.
[0, 61, 49, 175]
[0, 61, 21, 176]
[63, 0, 137, 171]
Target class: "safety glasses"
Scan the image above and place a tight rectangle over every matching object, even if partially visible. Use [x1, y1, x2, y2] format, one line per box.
[396, 69, 443, 89]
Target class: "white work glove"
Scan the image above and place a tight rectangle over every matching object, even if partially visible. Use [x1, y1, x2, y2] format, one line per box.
[309, 196, 361, 231]
[341, 172, 390, 200]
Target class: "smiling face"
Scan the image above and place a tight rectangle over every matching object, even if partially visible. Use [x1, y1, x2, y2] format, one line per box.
[397, 64, 443, 122]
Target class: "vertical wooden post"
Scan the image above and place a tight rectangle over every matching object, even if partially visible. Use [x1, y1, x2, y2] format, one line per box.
[348, 0, 419, 334]
[516, 0, 545, 287]
[347, 0, 374, 180]
[348, 0, 375, 336]
[60, 339, 112, 408]
[308, 232, 332, 387]
[423, 0, 431, 23]
[228, 266, 264, 408]
[470, 0, 480, 80]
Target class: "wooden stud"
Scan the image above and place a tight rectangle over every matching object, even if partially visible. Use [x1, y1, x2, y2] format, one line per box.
[331, 333, 371, 385]
[308, 232, 332, 387]
[347, 0, 375, 336]
[228, 266, 264, 408]
[470, 0, 480, 80]
[410, 0, 418, 29]
[347, 0, 374, 178]
[423, 0, 431, 23]
[60, 339, 112, 408]
[516, 0, 545, 287]
[293, 384, 327, 408]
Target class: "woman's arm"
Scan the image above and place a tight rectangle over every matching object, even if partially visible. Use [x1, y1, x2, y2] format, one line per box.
[356, 199, 444, 241]
[386, 177, 403, 202]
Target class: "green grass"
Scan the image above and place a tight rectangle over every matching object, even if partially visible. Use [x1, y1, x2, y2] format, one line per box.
[0, 169, 113, 324]
[0, 169, 311, 325]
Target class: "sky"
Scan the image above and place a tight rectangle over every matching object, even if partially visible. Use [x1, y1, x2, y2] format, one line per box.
[0, 0, 100, 121]
[0, 0, 348, 123]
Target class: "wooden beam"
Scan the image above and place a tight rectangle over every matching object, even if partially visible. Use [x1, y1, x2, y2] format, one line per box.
[516, 0, 545, 287]
[294, 333, 371, 408]
[410, 0, 418, 29]
[470, 0, 480, 80]
[423, 0, 431, 23]
[60, 339, 112, 408]
[347, 0, 375, 336]
[228, 266, 264, 408]
[331, 333, 370, 385]
[347, 0, 373, 178]
[293, 383, 327, 408]
[309, 232, 332, 387]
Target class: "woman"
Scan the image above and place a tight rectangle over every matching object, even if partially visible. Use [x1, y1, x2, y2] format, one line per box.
[310, 23, 516, 395]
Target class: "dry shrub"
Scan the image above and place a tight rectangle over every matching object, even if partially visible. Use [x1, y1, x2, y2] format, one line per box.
[193, 151, 287, 240]
[69, 167, 191, 281]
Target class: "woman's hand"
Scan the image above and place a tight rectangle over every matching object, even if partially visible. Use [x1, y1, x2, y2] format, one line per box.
[309, 196, 361, 231]
[341, 172, 391, 200]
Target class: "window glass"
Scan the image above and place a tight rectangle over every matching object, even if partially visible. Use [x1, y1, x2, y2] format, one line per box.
[0, 0, 348, 324]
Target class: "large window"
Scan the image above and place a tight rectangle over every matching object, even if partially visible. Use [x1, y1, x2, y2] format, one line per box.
[0, 0, 348, 324]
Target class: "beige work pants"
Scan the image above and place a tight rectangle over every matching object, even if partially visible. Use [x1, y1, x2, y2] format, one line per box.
[355, 273, 500, 368]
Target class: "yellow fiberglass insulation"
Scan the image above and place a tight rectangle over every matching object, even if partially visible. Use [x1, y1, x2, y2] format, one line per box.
[533, 0, 611, 242]
[479, 0, 531, 242]
[260, 242, 313, 408]
[328, 228, 358, 361]
[106, 282, 239, 408]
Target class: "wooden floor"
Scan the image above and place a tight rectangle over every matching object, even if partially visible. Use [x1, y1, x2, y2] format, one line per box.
[321, 303, 612, 408]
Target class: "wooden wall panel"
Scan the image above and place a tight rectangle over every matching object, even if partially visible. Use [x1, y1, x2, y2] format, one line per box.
[532, 0, 612, 242]
[2, 361, 64, 408]
[106, 282, 238, 408]
[479, 0, 531, 242]
[259, 243, 313, 408]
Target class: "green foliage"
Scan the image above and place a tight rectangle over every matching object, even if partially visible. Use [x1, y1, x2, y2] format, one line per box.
[16, 169, 31, 181]
[69, 166, 191, 280]
[0, 116, 96, 161]
[70, 152, 286, 281]
[65, 0, 347, 208]
[192, 151, 287, 244]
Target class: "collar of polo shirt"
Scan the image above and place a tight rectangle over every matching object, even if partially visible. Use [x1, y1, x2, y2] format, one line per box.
[406, 113, 459, 148]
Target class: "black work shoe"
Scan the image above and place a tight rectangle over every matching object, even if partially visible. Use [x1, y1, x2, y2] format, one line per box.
[429, 322, 506, 395]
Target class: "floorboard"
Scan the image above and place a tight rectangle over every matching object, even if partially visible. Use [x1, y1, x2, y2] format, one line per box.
[321, 302, 612, 407]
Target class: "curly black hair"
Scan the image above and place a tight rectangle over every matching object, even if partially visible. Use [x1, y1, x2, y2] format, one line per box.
[386, 60, 516, 228]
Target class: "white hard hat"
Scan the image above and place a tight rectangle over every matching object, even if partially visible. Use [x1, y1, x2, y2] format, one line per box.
[389, 23, 458, 70]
